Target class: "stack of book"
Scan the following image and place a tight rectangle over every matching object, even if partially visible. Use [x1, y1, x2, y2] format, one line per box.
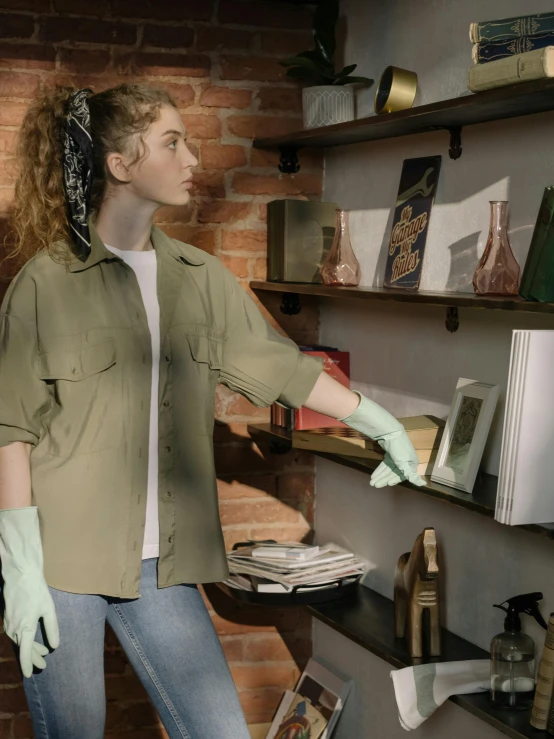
[223, 541, 366, 594]
[468, 11, 554, 92]
[292, 414, 444, 475]
[519, 186, 554, 302]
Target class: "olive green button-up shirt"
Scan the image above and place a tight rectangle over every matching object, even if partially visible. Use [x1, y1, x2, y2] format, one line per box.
[0, 214, 324, 598]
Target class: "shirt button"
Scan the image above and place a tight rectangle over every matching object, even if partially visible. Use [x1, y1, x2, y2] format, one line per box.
[163, 400, 169, 408]
[166, 491, 172, 498]
[165, 446, 171, 453]
[165, 355, 171, 363]
[168, 536, 173, 543]
[71, 367, 77, 374]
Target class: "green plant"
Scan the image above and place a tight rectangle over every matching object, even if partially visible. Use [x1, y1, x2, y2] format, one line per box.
[279, 0, 373, 87]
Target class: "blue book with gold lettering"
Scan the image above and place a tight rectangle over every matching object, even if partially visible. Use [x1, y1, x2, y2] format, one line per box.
[473, 33, 554, 63]
[383, 156, 441, 291]
[470, 12, 554, 43]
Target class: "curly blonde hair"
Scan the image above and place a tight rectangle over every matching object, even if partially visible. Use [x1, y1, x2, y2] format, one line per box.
[2, 82, 177, 276]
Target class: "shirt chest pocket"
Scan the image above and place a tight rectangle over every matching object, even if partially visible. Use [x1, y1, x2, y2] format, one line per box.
[38, 338, 116, 381]
[185, 332, 224, 370]
[37, 338, 120, 456]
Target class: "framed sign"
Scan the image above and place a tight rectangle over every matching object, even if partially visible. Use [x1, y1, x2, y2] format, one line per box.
[430, 378, 499, 494]
[383, 155, 441, 290]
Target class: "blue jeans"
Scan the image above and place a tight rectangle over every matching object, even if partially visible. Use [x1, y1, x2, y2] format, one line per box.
[8, 558, 251, 739]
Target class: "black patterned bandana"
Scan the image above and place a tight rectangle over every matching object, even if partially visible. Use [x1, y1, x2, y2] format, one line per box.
[61, 88, 94, 261]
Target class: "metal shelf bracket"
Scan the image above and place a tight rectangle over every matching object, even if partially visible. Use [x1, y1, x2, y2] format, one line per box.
[280, 292, 301, 315]
[278, 145, 301, 174]
[448, 126, 462, 159]
[446, 306, 459, 332]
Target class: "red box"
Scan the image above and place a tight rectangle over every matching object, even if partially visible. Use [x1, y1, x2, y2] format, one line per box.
[295, 350, 350, 430]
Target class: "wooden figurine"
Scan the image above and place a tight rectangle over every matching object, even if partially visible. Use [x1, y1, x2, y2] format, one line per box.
[394, 527, 441, 658]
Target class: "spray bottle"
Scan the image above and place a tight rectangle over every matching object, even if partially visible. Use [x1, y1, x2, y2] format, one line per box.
[490, 592, 548, 710]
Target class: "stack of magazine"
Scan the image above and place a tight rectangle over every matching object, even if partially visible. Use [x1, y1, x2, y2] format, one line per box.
[223, 541, 366, 594]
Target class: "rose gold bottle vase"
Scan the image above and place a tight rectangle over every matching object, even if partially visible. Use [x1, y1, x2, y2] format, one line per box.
[473, 201, 521, 296]
[320, 209, 361, 286]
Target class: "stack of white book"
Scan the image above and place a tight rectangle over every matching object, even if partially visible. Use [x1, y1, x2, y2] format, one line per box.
[223, 541, 365, 594]
[496, 330, 554, 525]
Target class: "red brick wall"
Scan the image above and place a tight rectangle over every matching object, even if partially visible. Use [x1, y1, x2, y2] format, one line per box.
[0, 1, 323, 735]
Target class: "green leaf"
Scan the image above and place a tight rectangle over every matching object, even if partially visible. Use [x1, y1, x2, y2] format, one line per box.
[297, 49, 334, 72]
[334, 75, 374, 86]
[313, 0, 338, 62]
[280, 56, 324, 72]
[335, 63, 357, 79]
[285, 67, 329, 86]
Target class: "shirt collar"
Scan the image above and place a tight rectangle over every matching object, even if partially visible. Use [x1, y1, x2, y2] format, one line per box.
[67, 213, 206, 272]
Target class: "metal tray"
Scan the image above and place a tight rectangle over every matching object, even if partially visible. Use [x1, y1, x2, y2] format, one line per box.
[216, 575, 361, 607]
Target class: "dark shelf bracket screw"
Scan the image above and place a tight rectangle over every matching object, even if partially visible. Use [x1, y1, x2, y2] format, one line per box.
[281, 292, 301, 315]
[278, 146, 301, 174]
[448, 127, 462, 160]
[445, 306, 459, 332]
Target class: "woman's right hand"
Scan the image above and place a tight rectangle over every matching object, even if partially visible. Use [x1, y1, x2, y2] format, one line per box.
[0, 506, 60, 678]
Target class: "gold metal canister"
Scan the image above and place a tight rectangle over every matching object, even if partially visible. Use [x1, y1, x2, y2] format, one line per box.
[374, 66, 418, 114]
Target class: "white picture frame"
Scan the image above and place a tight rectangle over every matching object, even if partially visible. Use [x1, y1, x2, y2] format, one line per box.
[430, 378, 499, 494]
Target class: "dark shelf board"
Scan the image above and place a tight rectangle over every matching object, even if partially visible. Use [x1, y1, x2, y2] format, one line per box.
[253, 78, 554, 150]
[250, 281, 554, 316]
[307, 585, 537, 739]
[247, 423, 554, 541]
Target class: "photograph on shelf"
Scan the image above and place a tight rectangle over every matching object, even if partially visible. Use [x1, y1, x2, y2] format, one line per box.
[430, 378, 499, 494]
[266, 658, 352, 739]
[383, 155, 441, 290]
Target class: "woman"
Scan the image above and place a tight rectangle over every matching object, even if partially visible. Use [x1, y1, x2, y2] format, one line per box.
[0, 83, 424, 739]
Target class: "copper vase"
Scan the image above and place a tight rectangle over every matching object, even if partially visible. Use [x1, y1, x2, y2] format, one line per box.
[473, 201, 521, 296]
[320, 209, 361, 286]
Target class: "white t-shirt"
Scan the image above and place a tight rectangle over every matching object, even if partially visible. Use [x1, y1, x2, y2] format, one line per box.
[104, 243, 160, 560]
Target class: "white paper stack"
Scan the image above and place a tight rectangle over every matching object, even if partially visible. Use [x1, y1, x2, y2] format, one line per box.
[224, 542, 366, 593]
[496, 330, 554, 525]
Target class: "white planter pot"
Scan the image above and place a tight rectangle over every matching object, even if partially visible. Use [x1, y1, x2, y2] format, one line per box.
[302, 85, 355, 128]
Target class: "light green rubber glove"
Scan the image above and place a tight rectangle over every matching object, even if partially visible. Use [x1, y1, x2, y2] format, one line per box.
[0, 506, 59, 678]
[338, 390, 427, 488]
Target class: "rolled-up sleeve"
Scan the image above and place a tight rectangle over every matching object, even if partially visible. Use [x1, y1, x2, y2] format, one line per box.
[218, 265, 324, 409]
[0, 312, 50, 447]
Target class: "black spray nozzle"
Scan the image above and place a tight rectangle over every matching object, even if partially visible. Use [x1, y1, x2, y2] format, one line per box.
[493, 591, 548, 631]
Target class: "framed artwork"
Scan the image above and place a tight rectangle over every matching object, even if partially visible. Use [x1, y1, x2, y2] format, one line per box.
[430, 378, 499, 494]
[266, 658, 352, 739]
[383, 155, 441, 290]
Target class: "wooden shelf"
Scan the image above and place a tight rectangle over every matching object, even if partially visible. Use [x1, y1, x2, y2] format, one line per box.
[253, 78, 554, 162]
[250, 281, 554, 316]
[247, 423, 554, 542]
[307, 584, 536, 739]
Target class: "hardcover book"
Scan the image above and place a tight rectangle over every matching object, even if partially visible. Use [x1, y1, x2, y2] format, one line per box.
[383, 156, 441, 290]
[473, 33, 554, 64]
[468, 46, 554, 93]
[292, 415, 445, 456]
[519, 186, 554, 301]
[470, 12, 554, 43]
[267, 199, 338, 283]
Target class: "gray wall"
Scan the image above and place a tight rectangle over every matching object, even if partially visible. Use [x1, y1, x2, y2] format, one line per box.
[313, 1, 554, 736]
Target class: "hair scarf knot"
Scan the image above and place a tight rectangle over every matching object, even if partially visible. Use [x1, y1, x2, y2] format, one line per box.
[61, 88, 94, 261]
